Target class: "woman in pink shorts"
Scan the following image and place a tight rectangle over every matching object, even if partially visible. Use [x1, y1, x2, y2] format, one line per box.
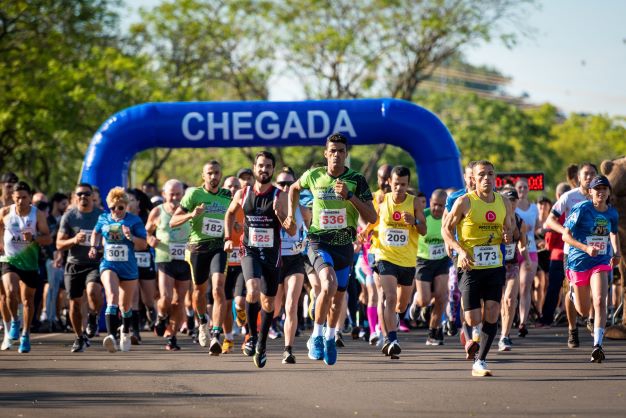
[562, 175, 621, 363]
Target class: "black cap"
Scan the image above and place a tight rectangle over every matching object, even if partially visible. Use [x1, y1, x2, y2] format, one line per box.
[537, 195, 551, 204]
[589, 175, 611, 190]
[502, 189, 518, 200]
[1, 172, 18, 184]
[236, 168, 253, 178]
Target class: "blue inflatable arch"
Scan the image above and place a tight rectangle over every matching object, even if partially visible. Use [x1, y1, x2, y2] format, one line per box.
[80, 99, 463, 198]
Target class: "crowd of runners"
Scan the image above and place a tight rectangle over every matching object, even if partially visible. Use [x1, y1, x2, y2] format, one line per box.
[0, 133, 621, 377]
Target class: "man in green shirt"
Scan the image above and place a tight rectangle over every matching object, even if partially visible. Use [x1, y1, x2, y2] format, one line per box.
[170, 161, 231, 356]
[287, 133, 377, 366]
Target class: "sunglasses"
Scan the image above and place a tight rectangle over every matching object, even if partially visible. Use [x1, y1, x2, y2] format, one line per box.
[277, 181, 294, 187]
[113, 205, 126, 211]
[76, 192, 92, 197]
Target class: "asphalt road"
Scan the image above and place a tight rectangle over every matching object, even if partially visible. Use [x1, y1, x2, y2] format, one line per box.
[1, 327, 626, 417]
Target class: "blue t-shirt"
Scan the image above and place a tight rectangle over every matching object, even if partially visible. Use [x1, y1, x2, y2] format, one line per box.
[564, 201, 618, 272]
[95, 212, 147, 279]
[445, 188, 466, 212]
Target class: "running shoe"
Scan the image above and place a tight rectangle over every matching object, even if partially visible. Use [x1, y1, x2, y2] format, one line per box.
[235, 309, 247, 328]
[222, 339, 234, 354]
[165, 336, 181, 351]
[82, 332, 92, 348]
[18, 335, 30, 353]
[71, 336, 86, 353]
[351, 326, 361, 340]
[568, 328, 579, 349]
[324, 337, 337, 365]
[517, 324, 528, 338]
[282, 347, 296, 364]
[8, 320, 20, 341]
[590, 345, 605, 363]
[465, 340, 480, 360]
[409, 304, 420, 321]
[398, 320, 410, 333]
[268, 326, 280, 340]
[198, 322, 209, 347]
[426, 335, 441, 346]
[154, 316, 167, 337]
[472, 359, 492, 377]
[308, 335, 324, 360]
[381, 338, 391, 356]
[436, 328, 445, 345]
[586, 318, 594, 334]
[242, 335, 256, 357]
[1, 332, 12, 351]
[186, 315, 195, 335]
[446, 319, 458, 337]
[387, 340, 401, 357]
[86, 321, 98, 339]
[131, 331, 142, 345]
[369, 331, 379, 346]
[335, 332, 345, 348]
[120, 328, 131, 352]
[209, 336, 222, 356]
[103, 334, 118, 353]
[498, 337, 512, 352]
[253, 346, 267, 368]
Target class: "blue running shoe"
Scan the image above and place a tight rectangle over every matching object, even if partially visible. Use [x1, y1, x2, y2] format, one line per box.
[9, 320, 20, 341]
[324, 337, 337, 365]
[308, 336, 324, 360]
[18, 335, 30, 353]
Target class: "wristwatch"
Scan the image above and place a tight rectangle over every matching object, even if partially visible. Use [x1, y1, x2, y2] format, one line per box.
[346, 191, 354, 200]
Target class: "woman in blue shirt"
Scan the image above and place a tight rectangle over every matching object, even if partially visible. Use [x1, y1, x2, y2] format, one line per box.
[562, 176, 621, 363]
[89, 187, 147, 353]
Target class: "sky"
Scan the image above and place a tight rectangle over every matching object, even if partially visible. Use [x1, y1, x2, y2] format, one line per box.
[127, 0, 626, 116]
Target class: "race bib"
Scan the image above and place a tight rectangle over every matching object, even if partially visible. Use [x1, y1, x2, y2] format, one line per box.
[428, 243, 446, 259]
[169, 243, 186, 261]
[292, 240, 305, 253]
[586, 236, 608, 255]
[249, 228, 273, 248]
[382, 229, 408, 247]
[105, 244, 128, 262]
[228, 248, 241, 264]
[79, 229, 93, 247]
[473, 245, 500, 267]
[504, 243, 516, 261]
[202, 218, 224, 238]
[135, 252, 151, 268]
[319, 208, 347, 230]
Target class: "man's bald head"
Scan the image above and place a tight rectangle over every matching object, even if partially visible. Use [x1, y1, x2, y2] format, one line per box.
[377, 164, 393, 192]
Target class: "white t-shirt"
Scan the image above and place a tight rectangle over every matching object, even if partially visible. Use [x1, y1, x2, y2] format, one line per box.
[550, 187, 589, 254]
[516, 203, 539, 253]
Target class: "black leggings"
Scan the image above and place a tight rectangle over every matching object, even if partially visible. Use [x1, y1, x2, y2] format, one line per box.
[538, 259, 565, 325]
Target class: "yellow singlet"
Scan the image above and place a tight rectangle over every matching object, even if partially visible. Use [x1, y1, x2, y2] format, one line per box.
[458, 191, 506, 270]
[377, 193, 419, 267]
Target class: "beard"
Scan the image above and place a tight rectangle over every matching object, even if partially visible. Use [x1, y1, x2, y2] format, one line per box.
[255, 173, 272, 184]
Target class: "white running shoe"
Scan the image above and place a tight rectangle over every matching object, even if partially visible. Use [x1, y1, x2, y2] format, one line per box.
[198, 323, 209, 347]
[1, 333, 12, 351]
[120, 328, 131, 352]
[472, 359, 492, 377]
[103, 335, 118, 353]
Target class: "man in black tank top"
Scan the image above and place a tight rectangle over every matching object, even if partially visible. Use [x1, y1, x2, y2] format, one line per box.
[225, 151, 295, 368]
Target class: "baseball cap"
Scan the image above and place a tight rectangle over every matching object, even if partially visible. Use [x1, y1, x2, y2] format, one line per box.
[589, 175, 611, 190]
[1, 172, 18, 184]
[236, 168, 253, 178]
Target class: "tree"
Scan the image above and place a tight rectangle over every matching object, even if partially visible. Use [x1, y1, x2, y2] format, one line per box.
[0, 0, 154, 193]
[268, 0, 536, 182]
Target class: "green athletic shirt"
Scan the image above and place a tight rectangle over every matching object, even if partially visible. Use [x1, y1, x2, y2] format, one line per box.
[154, 204, 191, 263]
[417, 208, 447, 260]
[180, 186, 231, 250]
[299, 166, 373, 245]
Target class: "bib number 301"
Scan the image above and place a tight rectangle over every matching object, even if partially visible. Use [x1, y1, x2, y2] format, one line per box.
[105, 244, 128, 262]
[473, 245, 500, 267]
